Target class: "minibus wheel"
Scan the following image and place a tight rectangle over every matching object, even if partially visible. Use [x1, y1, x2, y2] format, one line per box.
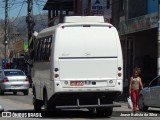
[96, 107, 113, 117]
[33, 90, 42, 112]
[23, 90, 29, 95]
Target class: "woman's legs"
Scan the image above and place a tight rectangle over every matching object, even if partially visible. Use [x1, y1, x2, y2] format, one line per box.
[131, 90, 139, 112]
[135, 90, 139, 109]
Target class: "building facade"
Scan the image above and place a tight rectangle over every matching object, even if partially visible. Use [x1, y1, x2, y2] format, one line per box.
[43, 0, 112, 26]
[118, 0, 158, 83]
[43, 0, 159, 83]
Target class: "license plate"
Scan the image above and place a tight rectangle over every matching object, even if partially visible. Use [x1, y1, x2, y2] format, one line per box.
[70, 81, 84, 86]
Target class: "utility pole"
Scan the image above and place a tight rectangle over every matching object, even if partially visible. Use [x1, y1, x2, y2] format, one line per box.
[27, 0, 33, 50]
[4, 0, 8, 60]
[26, 0, 34, 78]
[158, 0, 160, 75]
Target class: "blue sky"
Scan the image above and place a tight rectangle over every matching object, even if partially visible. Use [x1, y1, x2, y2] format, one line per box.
[0, 0, 47, 19]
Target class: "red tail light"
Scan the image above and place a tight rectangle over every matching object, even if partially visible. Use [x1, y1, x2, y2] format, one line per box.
[2, 78, 9, 82]
[54, 68, 59, 78]
[55, 74, 59, 78]
[118, 73, 122, 77]
[55, 68, 59, 72]
[118, 67, 122, 71]
[118, 67, 122, 77]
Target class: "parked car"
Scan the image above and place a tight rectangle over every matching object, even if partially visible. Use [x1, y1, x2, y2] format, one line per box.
[0, 69, 29, 95]
[139, 76, 160, 111]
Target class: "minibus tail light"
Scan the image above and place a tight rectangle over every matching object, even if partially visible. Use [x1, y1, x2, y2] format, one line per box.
[118, 73, 122, 77]
[55, 74, 59, 78]
[54, 68, 59, 78]
[55, 68, 59, 72]
[118, 67, 122, 71]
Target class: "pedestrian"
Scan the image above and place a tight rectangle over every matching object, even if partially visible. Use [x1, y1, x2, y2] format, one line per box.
[129, 67, 143, 113]
[4, 63, 9, 69]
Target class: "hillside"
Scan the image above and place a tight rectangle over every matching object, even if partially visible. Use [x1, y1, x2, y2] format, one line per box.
[0, 13, 48, 60]
[9, 13, 48, 37]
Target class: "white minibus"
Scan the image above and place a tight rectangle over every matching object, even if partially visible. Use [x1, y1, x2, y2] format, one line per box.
[32, 16, 123, 116]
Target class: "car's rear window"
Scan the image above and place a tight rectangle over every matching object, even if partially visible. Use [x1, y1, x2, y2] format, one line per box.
[4, 71, 25, 76]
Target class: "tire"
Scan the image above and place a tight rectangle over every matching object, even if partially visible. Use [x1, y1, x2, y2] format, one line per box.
[13, 91, 17, 95]
[43, 91, 56, 112]
[96, 107, 113, 117]
[33, 89, 42, 112]
[44, 92, 49, 111]
[23, 90, 29, 96]
[138, 95, 148, 111]
[0, 91, 4, 95]
[88, 108, 96, 114]
[0, 87, 4, 95]
[104, 107, 113, 117]
[33, 97, 42, 112]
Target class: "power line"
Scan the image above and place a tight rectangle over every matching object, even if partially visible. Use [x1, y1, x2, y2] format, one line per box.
[0, 1, 26, 18]
[8, 0, 16, 9]
[9, 0, 26, 24]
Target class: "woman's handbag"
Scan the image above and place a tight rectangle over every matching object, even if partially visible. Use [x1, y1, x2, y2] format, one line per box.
[127, 96, 133, 109]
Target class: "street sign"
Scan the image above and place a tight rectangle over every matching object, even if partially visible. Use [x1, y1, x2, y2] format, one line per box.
[24, 41, 28, 52]
[1, 59, 8, 70]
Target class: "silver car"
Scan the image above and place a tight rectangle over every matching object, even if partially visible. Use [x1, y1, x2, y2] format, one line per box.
[0, 69, 29, 95]
[139, 76, 160, 111]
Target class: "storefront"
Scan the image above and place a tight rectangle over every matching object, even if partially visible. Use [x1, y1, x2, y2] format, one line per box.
[119, 12, 158, 83]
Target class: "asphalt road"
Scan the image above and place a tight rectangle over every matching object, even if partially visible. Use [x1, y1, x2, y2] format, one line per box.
[0, 90, 160, 120]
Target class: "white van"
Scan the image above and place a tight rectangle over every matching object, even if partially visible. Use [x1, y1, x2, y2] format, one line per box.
[32, 16, 123, 116]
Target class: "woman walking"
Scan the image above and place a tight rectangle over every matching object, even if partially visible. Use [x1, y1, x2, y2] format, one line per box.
[129, 68, 143, 113]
